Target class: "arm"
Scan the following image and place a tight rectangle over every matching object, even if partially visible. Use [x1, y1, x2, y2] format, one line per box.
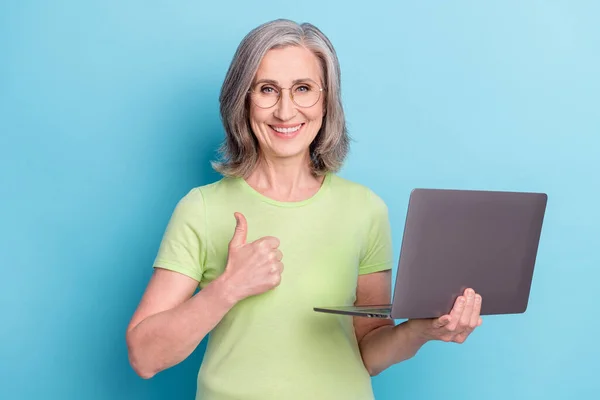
[353, 270, 428, 376]
[126, 212, 283, 379]
[354, 270, 483, 376]
[125, 268, 236, 379]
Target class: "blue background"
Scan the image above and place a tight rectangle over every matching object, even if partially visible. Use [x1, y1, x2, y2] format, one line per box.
[1, 1, 598, 399]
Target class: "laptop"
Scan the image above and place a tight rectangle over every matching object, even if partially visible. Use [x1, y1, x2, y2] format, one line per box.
[314, 188, 548, 319]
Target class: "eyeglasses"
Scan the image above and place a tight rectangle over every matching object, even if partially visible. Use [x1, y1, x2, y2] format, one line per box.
[248, 79, 325, 109]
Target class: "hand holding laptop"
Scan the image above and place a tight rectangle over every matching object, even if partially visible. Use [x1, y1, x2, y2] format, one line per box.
[410, 288, 483, 344]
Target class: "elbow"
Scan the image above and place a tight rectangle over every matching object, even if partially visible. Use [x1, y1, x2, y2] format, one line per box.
[130, 357, 156, 380]
[359, 341, 385, 377]
[364, 351, 419, 377]
[366, 363, 383, 377]
[126, 331, 157, 379]
[361, 352, 384, 377]
[136, 369, 156, 380]
[133, 366, 156, 380]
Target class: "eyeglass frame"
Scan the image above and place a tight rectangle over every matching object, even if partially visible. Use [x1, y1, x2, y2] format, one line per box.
[247, 79, 326, 109]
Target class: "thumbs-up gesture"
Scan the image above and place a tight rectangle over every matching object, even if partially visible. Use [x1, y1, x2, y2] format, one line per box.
[219, 212, 284, 303]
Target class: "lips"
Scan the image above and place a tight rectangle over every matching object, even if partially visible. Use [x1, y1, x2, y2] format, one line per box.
[269, 123, 304, 139]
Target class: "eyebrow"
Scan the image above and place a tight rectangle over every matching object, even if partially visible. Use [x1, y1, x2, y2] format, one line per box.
[253, 78, 317, 86]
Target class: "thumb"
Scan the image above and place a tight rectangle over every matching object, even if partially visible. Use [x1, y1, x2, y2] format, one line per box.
[432, 315, 451, 329]
[229, 212, 247, 248]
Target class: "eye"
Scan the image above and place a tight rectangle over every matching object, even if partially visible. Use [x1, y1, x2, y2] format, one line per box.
[260, 85, 278, 94]
[294, 84, 311, 93]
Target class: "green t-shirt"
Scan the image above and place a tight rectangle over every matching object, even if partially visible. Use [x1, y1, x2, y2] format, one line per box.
[153, 173, 393, 400]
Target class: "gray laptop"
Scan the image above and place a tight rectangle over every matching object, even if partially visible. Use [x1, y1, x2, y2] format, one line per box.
[314, 188, 548, 319]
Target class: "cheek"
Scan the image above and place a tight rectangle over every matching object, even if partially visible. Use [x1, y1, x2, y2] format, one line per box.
[314, 99, 326, 121]
[306, 116, 324, 142]
[303, 97, 325, 121]
[306, 106, 325, 127]
[249, 107, 270, 131]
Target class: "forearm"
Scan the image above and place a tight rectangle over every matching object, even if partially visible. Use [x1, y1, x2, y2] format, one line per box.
[358, 320, 428, 376]
[126, 277, 236, 378]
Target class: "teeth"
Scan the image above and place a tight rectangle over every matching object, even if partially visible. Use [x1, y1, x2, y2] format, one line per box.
[272, 124, 302, 134]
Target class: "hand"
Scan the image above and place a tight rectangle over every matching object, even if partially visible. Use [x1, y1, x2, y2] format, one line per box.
[219, 212, 284, 303]
[410, 288, 483, 344]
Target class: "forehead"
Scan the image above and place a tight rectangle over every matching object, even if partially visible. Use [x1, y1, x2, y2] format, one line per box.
[254, 46, 323, 84]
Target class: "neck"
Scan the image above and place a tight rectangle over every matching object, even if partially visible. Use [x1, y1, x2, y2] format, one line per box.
[245, 152, 325, 201]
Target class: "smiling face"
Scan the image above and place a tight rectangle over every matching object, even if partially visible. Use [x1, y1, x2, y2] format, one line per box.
[248, 45, 325, 164]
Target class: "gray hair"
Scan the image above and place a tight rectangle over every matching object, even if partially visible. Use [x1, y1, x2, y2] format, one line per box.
[212, 19, 350, 178]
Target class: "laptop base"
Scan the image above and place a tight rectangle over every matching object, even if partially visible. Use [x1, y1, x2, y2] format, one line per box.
[313, 305, 393, 319]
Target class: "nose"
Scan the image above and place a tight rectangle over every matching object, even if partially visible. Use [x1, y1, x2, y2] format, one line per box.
[273, 89, 296, 121]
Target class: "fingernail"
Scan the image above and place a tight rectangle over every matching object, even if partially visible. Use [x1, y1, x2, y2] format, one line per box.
[475, 294, 481, 303]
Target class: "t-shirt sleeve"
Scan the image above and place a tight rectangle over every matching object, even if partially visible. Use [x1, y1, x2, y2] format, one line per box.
[359, 189, 394, 275]
[152, 188, 206, 282]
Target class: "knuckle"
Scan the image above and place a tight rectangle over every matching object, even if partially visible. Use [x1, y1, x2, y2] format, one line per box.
[269, 261, 283, 275]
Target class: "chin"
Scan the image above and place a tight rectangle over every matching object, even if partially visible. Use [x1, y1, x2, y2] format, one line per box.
[270, 146, 310, 160]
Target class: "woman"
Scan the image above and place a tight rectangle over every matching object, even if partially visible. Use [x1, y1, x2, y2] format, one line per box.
[126, 19, 482, 400]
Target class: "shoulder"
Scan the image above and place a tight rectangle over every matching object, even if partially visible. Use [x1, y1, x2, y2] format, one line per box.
[328, 174, 388, 213]
[169, 177, 231, 215]
[192, 176, 244, 201]
[176, 177, 238, 205]
[168, 177, 248, 225]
